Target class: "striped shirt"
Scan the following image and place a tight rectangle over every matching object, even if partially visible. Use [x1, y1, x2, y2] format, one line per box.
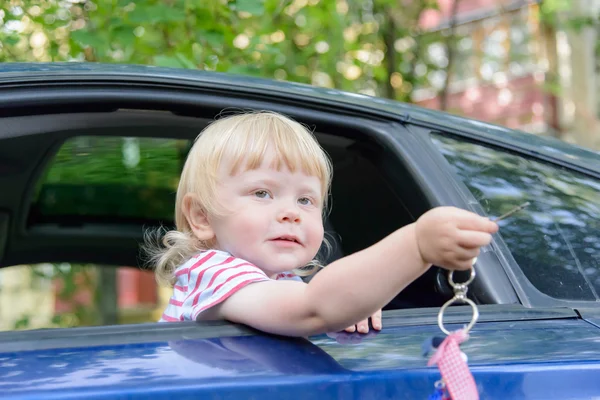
[160, 250, 301, 322]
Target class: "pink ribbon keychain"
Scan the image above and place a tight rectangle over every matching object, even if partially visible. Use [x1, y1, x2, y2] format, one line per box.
[426, 202, 530, 400]
[427, 268, 479, 400]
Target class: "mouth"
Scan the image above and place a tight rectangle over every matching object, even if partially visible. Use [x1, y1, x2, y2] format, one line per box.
[271, 235, 302, 245]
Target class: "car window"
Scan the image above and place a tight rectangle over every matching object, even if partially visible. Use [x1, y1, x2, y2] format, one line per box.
[29, 136, 191, 225]
[1, 135, 189, 331]
[0, 264, 161, 331]
[431, 133, 600, 302]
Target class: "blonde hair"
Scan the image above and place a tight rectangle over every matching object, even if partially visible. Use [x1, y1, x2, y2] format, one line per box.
[146, 111, 333, 286]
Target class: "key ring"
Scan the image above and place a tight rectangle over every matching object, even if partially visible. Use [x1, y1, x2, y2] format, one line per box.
[437, 268, 479, 335]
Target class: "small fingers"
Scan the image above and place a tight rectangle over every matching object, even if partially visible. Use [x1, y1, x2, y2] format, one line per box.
[452, 257, 478, 271]
[356, 319, 369, 334]
[346, 312, 383, 334]
[456, 230, 493, 248]
[371, 309, 382, 330]
[457, 213, 499, 233]
[444, 246, 480, 264]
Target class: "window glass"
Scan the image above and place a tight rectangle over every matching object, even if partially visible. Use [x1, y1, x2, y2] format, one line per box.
[4, 135, 193, 330]
[432, 133, 600, 301]
[30, 136, 191, 224]
[0, 264, 162, 331]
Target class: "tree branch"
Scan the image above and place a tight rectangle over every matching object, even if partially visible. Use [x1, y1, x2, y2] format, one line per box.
[383, 9, 397, 99]
[440, 0, 461, 111]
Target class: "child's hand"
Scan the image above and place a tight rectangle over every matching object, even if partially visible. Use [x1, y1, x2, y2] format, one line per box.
[415, 207, 498, 271]
[343, 309, 382, 333]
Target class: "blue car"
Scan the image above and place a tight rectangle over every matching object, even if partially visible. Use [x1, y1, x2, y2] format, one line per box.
[0, 63, 599, 399]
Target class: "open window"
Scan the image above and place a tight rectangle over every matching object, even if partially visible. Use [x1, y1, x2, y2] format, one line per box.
[0, 107, 452, 332]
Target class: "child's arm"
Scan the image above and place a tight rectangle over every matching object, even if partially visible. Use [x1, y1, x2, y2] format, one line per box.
[206, 207, 498, 337]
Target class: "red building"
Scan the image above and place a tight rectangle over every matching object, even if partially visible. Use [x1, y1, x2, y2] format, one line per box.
[413, 0, 556, 133]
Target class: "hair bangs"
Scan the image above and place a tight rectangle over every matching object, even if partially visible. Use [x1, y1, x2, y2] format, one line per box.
[223, 113, 331, 201]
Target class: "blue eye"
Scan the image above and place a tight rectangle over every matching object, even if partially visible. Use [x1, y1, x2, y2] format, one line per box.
[298, 197, 312, 206]
[254, 190, 272, 199]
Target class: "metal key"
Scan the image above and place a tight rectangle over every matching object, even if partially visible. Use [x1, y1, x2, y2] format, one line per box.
[492, 202, 530, 222]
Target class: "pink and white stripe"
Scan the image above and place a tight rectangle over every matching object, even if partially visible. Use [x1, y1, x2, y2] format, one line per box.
[159, 250, 301, 322]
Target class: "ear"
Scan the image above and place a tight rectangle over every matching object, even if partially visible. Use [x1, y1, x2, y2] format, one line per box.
[182, 193, 215, 242]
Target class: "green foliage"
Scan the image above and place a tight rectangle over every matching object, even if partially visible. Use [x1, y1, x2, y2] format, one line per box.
[34, 136, 185, 221]
[11, 263, 102, 330]
[13, 315, 31, 330]
[0, 0, 595, 99]
[51, 264, 102, 329]
[234, 0, 266, 15]
[0, 0, 446, 100]
[540, 0, 598, 31]
[44, 137, 183, 187]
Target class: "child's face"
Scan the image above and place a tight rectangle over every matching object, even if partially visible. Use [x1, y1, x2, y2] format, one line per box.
[208, 148, 325, 277]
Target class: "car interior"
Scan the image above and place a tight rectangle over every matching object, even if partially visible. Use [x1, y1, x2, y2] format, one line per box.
[0, 105, 460, 324]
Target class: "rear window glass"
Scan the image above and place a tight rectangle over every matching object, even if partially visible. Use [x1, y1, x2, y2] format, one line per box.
[29, 136, 191, 224]
[431, 133, 600, 302]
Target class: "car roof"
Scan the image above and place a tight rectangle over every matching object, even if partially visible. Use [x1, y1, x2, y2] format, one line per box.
[1, 62, 599, 174]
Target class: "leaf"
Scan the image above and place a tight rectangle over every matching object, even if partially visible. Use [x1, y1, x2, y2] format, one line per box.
[373, 65, 389, 82]
[61, 275, 78, 299]
[542, 81, 563, 97]
[71, 29, 106, 49]
[565, 16, 596, 32]
[200, 31, 225, 48]
[235, 0, 265, 16]
[175, 52, 197, 69]
[128, 5, 186, 24]
[14, 315, 31, 330]
[4, 35, 20, 46]
[112, 26, 136, 48]
[227, 64, 261, 76]
[154, 55, 186, 68]
[192, 8, 214, 28]
[260, 44, 282, 55]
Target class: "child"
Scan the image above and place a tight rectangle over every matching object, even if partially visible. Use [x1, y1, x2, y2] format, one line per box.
[148, 111, 498, 337]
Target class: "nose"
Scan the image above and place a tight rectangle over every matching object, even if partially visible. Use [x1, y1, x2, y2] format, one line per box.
[277, 203, 301, 223]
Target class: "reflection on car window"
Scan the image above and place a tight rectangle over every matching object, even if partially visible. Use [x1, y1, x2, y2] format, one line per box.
[431, 133, 600, 301]
[0, 264, 161, 331]
[30, 136, 191, 224]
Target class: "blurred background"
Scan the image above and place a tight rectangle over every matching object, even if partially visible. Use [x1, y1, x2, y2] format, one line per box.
[1, 0, 599, 330]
